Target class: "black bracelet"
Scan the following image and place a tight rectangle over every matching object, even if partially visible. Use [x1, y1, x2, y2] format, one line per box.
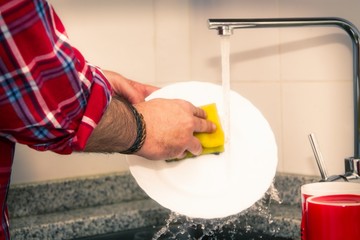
[120, 104, 146, 154]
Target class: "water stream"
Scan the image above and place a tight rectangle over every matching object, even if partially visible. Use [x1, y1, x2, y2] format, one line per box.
[220, 36, 233, 176]
[221, 35, 231, 147]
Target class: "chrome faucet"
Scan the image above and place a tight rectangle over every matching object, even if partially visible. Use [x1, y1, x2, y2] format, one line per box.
[208, 17, 360, 182]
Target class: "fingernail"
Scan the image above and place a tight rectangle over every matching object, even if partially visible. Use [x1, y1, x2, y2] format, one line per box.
[195, 149, 203, 156]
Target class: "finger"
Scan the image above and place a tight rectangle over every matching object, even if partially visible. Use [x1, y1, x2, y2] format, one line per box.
[128, 79, 159, 98]
[193, 118, 216, 133]
[193, 107, 207, 119]
[127, 89, 144, 104]
[186, 137, 203, 156]
[175, 151, 188, 160]
[143, 84, 160, 96]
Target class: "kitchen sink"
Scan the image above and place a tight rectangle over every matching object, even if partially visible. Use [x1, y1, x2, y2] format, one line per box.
[74, 224, 293, 240]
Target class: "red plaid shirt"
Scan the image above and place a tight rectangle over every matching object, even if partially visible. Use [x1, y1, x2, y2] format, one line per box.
[0, 0, 112, 238]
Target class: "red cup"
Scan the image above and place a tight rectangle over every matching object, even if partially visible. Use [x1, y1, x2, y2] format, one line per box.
[300, 182, 360, 240]
[306, 194, 360, 240]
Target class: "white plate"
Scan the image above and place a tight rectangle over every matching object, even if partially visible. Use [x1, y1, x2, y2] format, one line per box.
[126, 81, 278, 219]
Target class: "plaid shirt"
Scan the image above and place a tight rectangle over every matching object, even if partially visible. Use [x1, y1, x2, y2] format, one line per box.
[0, 0, 112, 238]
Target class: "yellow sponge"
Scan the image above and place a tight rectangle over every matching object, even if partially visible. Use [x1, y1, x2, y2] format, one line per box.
[195, 103, 225, 150]
[168, 103, 225, 161]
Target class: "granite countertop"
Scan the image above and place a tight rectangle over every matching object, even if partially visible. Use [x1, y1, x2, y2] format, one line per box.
[7, 172, 319, 240]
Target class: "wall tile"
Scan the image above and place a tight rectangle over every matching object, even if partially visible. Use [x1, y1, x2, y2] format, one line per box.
[278, 0, 360, 26]
[12, 145, 129, 184]
[282, 81, 353, 176]
[279, 27, 352, 82]
[232, 82, 284, 171]
[154, 0, 192, 83]
[226, 29, 281, 83]
[49, 0, 156, 83]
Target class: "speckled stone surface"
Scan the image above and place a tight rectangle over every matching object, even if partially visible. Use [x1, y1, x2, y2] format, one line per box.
[10, 199, 170, 240]
[8, 172, 320, 240]
[274, 173, 318, 206]
[8, 173, 148, 218]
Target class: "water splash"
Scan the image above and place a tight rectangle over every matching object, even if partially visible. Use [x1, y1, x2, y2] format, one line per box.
[152, 183, 283, 240]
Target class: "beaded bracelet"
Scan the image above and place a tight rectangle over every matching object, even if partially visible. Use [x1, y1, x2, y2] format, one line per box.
[120, 103, 146, 154]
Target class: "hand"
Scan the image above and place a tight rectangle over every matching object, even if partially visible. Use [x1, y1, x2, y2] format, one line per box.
[134, 98, 216, 160]
[103, 70, 158, 103]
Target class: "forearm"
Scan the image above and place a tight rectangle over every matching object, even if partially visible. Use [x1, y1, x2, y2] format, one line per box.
[84, 96, 137, 153]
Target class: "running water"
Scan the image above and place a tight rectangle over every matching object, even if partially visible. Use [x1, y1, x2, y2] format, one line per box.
[220, 35, 233, 178]
[220, 35, 231, 147]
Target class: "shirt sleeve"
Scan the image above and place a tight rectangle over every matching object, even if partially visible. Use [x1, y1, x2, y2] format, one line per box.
[0, 0, 112, 154]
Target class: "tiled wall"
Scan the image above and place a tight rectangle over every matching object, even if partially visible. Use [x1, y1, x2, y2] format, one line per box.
[11, 0, 360, 184]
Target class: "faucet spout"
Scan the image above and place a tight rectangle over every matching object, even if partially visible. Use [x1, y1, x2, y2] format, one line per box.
[208, 17, 360, 37]
[208, 17, 360, 174]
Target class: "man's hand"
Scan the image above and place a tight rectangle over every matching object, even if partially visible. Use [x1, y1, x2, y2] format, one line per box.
[103, 70, 158, 103]
[135, 98, 216, 160]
